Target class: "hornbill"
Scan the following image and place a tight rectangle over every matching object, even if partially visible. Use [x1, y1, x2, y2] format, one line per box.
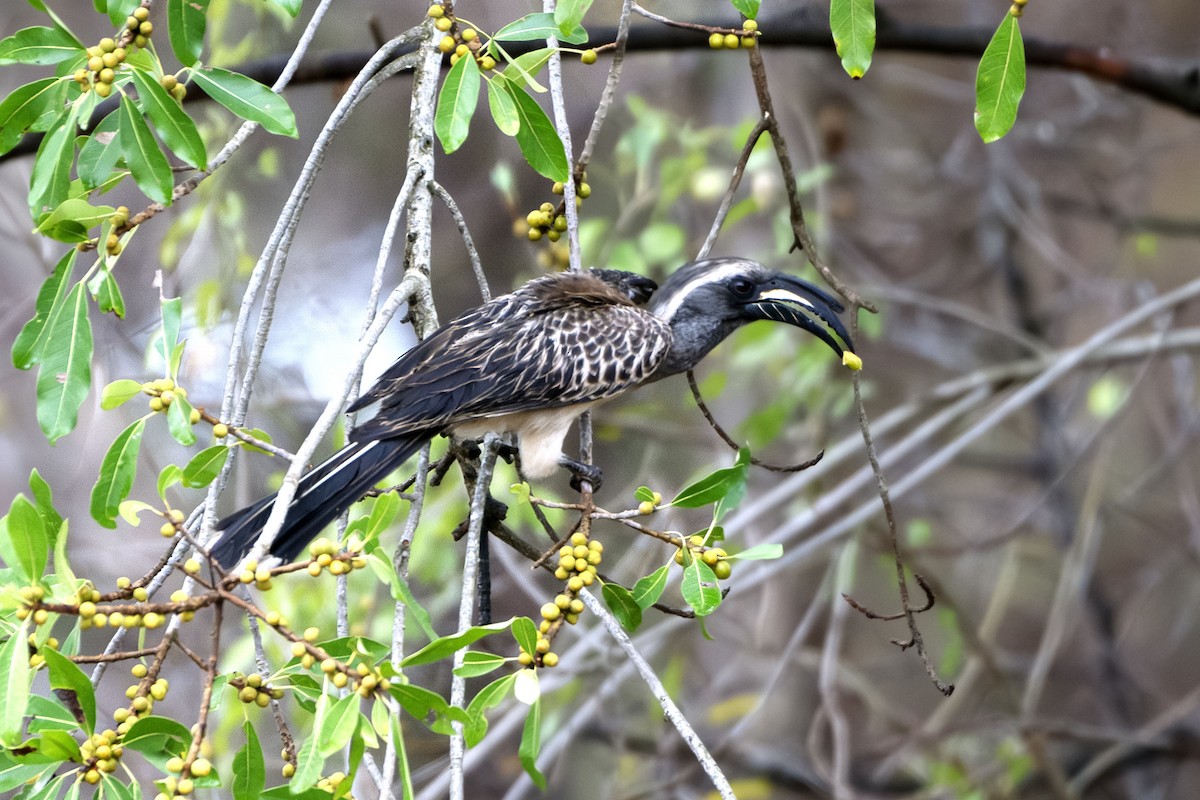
[210, 258, 854, 567]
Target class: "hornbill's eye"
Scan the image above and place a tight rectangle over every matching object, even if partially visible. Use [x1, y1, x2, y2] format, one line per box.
[729, 277, 755, 298]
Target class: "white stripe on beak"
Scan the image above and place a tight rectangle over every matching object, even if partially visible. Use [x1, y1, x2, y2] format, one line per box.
[757, 288, 814, 308]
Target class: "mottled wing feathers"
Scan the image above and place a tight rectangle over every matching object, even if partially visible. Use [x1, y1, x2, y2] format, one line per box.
[349, 272, 670, 444]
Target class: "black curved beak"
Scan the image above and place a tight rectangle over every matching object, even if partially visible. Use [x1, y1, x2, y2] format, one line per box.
[743, 275, 854, 357]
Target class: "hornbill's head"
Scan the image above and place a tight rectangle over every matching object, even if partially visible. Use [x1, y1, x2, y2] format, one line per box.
[649, 257, 855, 378]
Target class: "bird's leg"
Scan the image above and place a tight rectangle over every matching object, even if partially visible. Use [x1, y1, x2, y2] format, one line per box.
[559, 456, 603, 492]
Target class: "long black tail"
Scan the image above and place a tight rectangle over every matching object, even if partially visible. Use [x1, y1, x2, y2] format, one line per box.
[210, 431, 431, 568]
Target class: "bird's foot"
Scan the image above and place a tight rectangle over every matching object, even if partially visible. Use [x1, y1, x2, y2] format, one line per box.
[493, 441, 519, 465]
[560, 457, 603, 492]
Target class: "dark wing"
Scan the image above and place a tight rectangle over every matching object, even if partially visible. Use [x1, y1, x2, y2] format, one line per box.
[349, 297, 671, 443]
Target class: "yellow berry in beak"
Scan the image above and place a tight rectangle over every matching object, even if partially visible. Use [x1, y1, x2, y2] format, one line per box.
[842, 351, 863, 371]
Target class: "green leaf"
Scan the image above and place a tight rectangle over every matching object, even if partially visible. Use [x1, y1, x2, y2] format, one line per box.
[181, 445, 229, 488]
[554, 0, 594, 34]
[518, 698, 546, 790]
[681, 560, 722, 617]
[93, 267, 125, 318]
[503, 81, 568, 182]
[29, 470, 64, 541]
[318, 694, 360, 757]
[0, 26, 82, 66]
[100, 775, 139, 800]
[387, 683, 457, 729]
[77, 111, 124, 189]
[730, 543, 783, 560]
[100, 379, 144, 410]
[356, 492, 400, 544]
[16, 731, 81, 764]
[464, 672, 516, 747]
[265, 0, 302, 16]
[167, 0, 209, 67]
[634, 486, 655, 503]
[166, 394, 196, 446]
[118, 499, 157, 527]
[601, 582, 642, 631]
[670, 449, 750, 509]
[830, 0, 875, 79]
[511, 616, 538, 657]
[12, 249, 75, 371]
[401, 619, 515, 667]
[363, 550, 436, 641]
[157, 464, 183, 498]
[52, 519, 76, 588]
[118, 94, 173, 205]
[187, 66, 297, 137]
[42, 648, 95, 733]
[497, 46, 553, 92]
[0, 619, 33, 747]
[435, 53, 480, 154]
[104, 0, 140, 28]
[5, 495, 48, 583]
[0, 77, 64, 156]
[120, 715, 192, 764]
[89, 418, 145, 529]
[493, 13, 588, 45]
[29, 110, 75, 216]
[632, 564, 669, 610]
[35, 199, 117, 243]
[35, 281, 92, 443]
[731, 0, 761, 18]
[485, 77, 519, 136]
[158, 296, 182, 367]
[131, 69, 207, 169]
[974, 12, 1026, 143]
[452, 651, 508, 678]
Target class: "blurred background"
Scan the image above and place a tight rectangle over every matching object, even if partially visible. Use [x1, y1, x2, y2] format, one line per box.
[3, 0, 1200, 797]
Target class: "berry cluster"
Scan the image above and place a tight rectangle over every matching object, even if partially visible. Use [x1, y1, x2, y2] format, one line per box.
[708, 19, 759, 49]
[305, 536, 368, 578]
[158, 752, 212, 799]
[124, 6, 155, 51]
[104, 206, 130, 255]
[430, 6, 498, 71]
[25, 629, 59, 669]
[71, 7, 164, 100]
[521, 532, 604, 668]
[141, 377, 198, 420]
[78, 729, 125, 785]
[315, 771, 352, 795]
[674, 534, 733, 579]
[112, 663, 167, 733]
[523, 177, 591, 242]
[73, 37, 128, 99]
[229, 671, 286, 707]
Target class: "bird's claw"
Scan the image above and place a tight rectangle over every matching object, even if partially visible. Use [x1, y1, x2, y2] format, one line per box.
[561, 457, 603, 492]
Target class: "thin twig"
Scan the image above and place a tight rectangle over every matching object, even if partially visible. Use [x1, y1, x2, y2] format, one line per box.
[685, 370, 824, 472]
[696, 115, 771, 259]
[430, 179, 490, 301]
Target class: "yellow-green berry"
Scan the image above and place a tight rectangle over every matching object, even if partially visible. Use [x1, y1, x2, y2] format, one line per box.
[427, 4, 445, 18]
[581, 49, 597, 65]
[709, 32, 725, 48]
